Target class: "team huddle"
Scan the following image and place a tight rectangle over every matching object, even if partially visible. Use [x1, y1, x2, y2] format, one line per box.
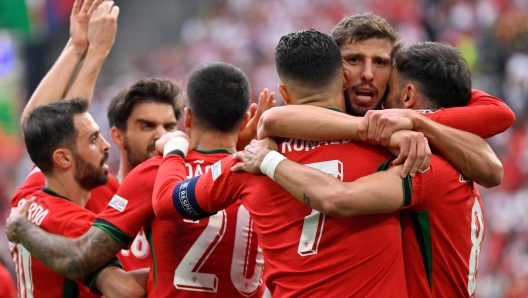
[4, 0, 515, 297]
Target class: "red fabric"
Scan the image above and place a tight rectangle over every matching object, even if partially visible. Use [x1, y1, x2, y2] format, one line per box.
[99, 152, 266, 297]
[0, 262, 16, 298]
[10, 191, 101, 298]
[10, 165, 151, 271]
[423, 89, 515, 139]
[156, 140, 408, 297]
[11, 166, 118, 215]
[400, 155, 485, 297]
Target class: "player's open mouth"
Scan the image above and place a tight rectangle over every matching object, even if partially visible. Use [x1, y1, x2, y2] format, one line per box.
[355, 90, 375, 102]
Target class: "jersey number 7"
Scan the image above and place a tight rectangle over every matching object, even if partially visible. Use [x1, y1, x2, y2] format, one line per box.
[298, 160, 343, 256]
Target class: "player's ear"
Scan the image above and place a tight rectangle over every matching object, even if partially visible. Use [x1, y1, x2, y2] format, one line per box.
[184, 107, 192, 129]
[52, 148, 73, 171]
[109, 127, 125, 150]
[238, 112, 250, 133]
[403, 84, 418, 109]
[342, 68, 351, 91]
[278, 84, 292, 105]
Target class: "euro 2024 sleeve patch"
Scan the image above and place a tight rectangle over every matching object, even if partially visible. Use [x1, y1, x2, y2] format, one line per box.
[211, 160, 222, 181]
[108, 194, 128, 212]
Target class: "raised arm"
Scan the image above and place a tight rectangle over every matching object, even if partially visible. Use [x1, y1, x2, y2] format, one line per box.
[236, 88, 276, 150]
[20, 0, 102, 126]
[6, 200, 124, 280]
[64, 1, 119, 100]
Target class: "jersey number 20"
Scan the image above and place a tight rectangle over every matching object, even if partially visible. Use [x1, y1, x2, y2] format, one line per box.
[174, 204, 264, 296]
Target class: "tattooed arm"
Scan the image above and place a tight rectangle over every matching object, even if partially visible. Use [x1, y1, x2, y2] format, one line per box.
[6, 209, 123, 280]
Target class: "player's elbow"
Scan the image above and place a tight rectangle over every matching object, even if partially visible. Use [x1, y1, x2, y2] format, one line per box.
[480, 160, 504, 188]
[257, 108, 281, 139]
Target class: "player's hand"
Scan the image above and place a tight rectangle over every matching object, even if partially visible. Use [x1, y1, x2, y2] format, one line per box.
[5, 198, 34, 243]
[87, 0, 119, 57]
[237, 88, 276, 150]
[232, 138, 278, 174]
[358, 109, 417, 147]
[155, 131, 193, 156]
[389, 130, 431, 178]
[69, 0, 103, 55]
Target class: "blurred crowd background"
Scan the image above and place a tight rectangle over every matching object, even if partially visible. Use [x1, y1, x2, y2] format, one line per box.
[1, 0, 527, 297]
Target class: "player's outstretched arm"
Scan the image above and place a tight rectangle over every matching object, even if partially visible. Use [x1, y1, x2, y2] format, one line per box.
[20, 0, 103, 126]
[6, 201, 124, 280]
[417, 117, 503, 188]
[257, 105, 361, 141]
[361, 109, 503, 188]
[95, 267, 146, 298]
[426, 89, 515, 139]
[232, 139, 405, 217]
[64, 1, 119, 100]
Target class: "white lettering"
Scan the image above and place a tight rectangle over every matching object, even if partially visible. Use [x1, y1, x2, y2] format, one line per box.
[195, 164, 204, 176]
[22, 199, 48, 227]
[281, 138, 293, 153]
[185, 163, 193, 179]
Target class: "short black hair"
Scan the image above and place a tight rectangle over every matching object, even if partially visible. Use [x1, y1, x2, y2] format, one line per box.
[23, 98, 89, 174]
[107, 78, 184, 131]
[186, 62, 251, 132]
[275, 29, 343, 89]
[395, 42, 472, 108]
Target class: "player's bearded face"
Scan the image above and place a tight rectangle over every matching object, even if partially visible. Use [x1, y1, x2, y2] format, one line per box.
[74, 150, 109, 190]
[124, 136, 156, 168]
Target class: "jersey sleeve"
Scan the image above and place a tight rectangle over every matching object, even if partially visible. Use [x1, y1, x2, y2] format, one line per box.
[152, 151, 191, 219]
[11, 166, 44, 206]
[93, 160, 158, 247]
[162, 155, 247, 221]
[86, 174, 120, 214]
[423, 89, 515, 138]
[398, 155, 457, 212]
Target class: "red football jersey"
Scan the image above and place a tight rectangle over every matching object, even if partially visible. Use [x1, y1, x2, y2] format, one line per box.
[398, 155, 485, 297]
[10, 166, 150, 271]
[10, 166, 119, 214]
[10, 189, 120, 298]
[154, 139, 408, 297]
[95, 152, 266, 298]
[421, 89, 515, 138]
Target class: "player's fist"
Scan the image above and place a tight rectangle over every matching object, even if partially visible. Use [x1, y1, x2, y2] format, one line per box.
[5, 197, 34, 243]
[155, 131, 193, 156]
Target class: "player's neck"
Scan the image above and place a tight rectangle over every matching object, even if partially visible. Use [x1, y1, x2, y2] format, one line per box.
[117, 152, 134, 182]
[294, 91, 345, 111]
[44, 173, 90, 207]
[190, 128, 237, 153]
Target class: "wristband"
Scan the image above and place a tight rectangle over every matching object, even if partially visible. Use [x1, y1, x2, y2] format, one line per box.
[260, 151, 286, 180]
[163, 137, 190, 157]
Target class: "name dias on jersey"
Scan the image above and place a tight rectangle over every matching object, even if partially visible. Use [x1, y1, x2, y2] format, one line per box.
[280, 138, 352, 154]
[18, 198, 49, 226]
